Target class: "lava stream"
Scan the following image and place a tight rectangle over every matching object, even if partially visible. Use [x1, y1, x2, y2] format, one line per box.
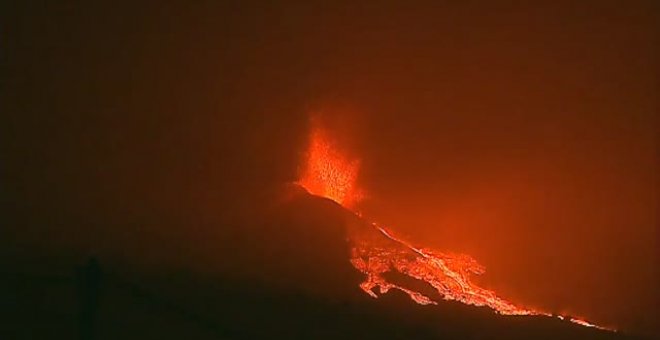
[297, 124, 610, 331]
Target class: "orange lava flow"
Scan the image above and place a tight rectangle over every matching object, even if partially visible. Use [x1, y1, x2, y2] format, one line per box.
[350, 221, 535, 315]
[297, 125, 611, 331]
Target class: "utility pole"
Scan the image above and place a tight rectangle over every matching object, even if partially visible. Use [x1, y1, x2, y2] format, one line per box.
[77, 257, 102, 340]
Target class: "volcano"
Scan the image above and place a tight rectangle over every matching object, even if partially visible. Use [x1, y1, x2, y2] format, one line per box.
[0, 150, 643, 340]
[1, 127, 640, 340]
[227, 185, 631, 340]
[264, 123, 632, 338]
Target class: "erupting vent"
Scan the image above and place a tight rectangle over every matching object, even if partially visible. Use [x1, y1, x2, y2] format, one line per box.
[298, 128, 361, 208]
[297, 124, 609, 330]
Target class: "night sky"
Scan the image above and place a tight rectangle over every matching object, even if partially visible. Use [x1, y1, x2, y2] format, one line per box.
[2, 1, 657, 337]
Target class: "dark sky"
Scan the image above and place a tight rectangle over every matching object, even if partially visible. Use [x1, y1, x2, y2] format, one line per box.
[2, 1, 657, 336]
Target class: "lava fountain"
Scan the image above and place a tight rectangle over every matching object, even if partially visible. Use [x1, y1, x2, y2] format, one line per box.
[298, 127, 362, 208]
[297, 123, 609, 330]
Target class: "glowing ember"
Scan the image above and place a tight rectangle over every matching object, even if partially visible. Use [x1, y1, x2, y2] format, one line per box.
[297, 124, 611, 331]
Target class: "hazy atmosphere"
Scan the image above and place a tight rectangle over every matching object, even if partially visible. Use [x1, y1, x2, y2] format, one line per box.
[2, 1, 657, 337]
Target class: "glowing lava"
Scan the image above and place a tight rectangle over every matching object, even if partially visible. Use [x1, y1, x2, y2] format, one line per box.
[297, 127, 361, 208]
[297, 124, 611, 331]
